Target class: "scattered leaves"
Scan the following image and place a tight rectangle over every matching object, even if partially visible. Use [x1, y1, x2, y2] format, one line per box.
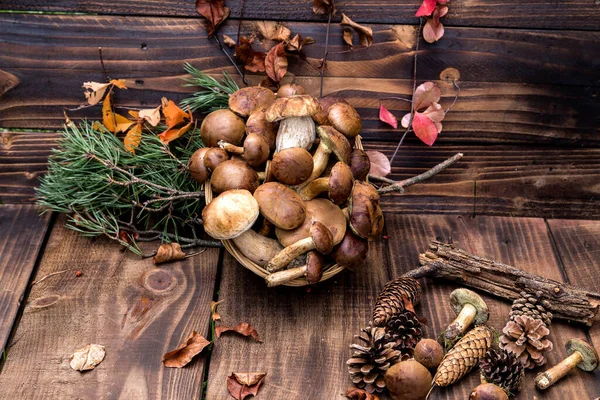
[343, 28, 354, 47]
[265, 43, 288, 83]
[313, 0, 335, 15]
[162, 331, 211, 368]
[223, 34, 236, 47]
[211, 300, 223, 322]
[216, 322, 262, 342]
[195, 0, 230, 37]
[340, 13, 373, 47]
[69, 344, 105, 371]
[365, 150, 391, 177]
[346, 387, 381, 400]
[255, 21, 291, 42]
[235, 36, 267, 73]
[379, 104, 398, 129]
[153, 242, 186, 264]
[423, 5, 448, 43]
[415, 0, 437, 17]
[227, 372, 266, 400]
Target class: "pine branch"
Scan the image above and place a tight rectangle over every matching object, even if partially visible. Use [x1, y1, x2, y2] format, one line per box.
[180, 63, 239, 112]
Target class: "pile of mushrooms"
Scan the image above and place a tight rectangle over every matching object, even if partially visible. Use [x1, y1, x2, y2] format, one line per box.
[192, 84, 382, 286]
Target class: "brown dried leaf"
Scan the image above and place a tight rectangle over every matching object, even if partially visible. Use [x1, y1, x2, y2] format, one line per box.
[223, 34, 236, 47]
[153, 243, 186, 264]
[265, 43, 288, 83]
[235, 36, 267, 73]
[343, 28, 354, 47]
[346, 387, 381, 400]
[313, 0, 334, 15]
[162, 331, 211, 368]
[70, 344, 106, 371]
[211, 300, 223, 321]
[195, 0, 230, 37]
[227, 372, 266, 400]
[340, 13, 373, 47]
[365, 150, 391, 177]
[255, 21, 291, 42]
[412, 81, 441, 111]
[216, 322, 262, 342]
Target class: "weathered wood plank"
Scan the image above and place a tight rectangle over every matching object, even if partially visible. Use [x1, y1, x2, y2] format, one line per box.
[0, 216, 220, 399]
[1, 0, 599, 30]
[0, 15, 598, 137]
[546, 220, 600, 354]
[384, 215, 600, 399]
[0, 205, 50, 356]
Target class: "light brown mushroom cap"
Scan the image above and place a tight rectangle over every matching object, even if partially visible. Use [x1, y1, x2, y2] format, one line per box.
[566, 338, 599, 371]
[188, 147, 210, 184]
[265, 95, 320, 122]
[204, 147, 230, 171]
[328, 102, 362, 138]
[210, 159, 260, 194]
[313, 96, 347, 125]
[310, 221, 334, 254]
[200, 109, 246, 147]
[305, 251, 324, 284]
[271, 148, 314, 185]
[329, 162, 355, 205]
[202, 189, 259, 240]
[348, 180, 384, 239]
[246, 109, 278, 149]
[277, 83, 306, 98]
[276, 198, 346, 246]
[450, 288, 490, 324]
[253, 182, 306, 230]
[318, 126, 351, 163]
[242, 133, 270, 167]
[228, 86, 275, 117]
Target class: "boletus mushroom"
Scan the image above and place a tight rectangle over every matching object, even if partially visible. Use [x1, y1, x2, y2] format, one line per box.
[297, 161, 354, 205]
[210, 159, 259, 194]
[413, 339, 444, 370]
[200, 109, 246, 147]
[277, 83, 305, 98]
[218, 133, 270, 167]
[188, 147, 210, 184]
[469, 383, 508, 400]
[270, 147, 314, 185]
[246, 109, 278, 149]
[331, 230, 368, 270]
[265, 95, 320, 152]
[349, 148, 371, 180]
[203, 147, 229, 171]
[347, 181, 384, 240]
[228, 86, 275, 117]
[328, 102, 362, 138]
[444, 288, 489, 341]
[313, 96, 347, 125]
[202, 189, 260, 240]
[384, 359, 432, 400]
[265, 250, 324, 287]
[253, 182, 306, 230]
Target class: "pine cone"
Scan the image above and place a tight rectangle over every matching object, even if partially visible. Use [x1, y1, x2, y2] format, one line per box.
[385, 310, 423, 355]
[510, 291, 553, 327]
[434, 325, 493, 387]
[479, 347, 525, 394]
[499, 315, 553, 369]
[372, 277, 421, 327]
[347, 327, 403, 393]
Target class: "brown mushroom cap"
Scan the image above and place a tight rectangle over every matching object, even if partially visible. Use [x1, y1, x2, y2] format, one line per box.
[310, 221, 334, 254]
[349, 148, 371, 180]
[331, 230, 368, 269]
[188, 147, 210, 184]
[200, 109, 246, 147]
[450, 288, 490, 325]
[318, 126, 351, 164]
[305, 251, 324, 284]
[348, 180, 384, 239]
[228, 86, 275, 117]
[328, 102, 362, 138]
[276, 198, 346, 246]
[413, 339, 444, 370]
[241, 133, 270, 167]
[271, 148, 314, 185]
[204, 147, 230, 171]
[202, 189, 259, 240]
[210, 159, 260, 194]
[313, 96, 347, 125]
[567, 338, 599, 371]
[265, 95, 320, 122]
[277, 83, 306, 98]
[253, 182, 306, 230]
[384, 360, 433, 400]
[328, 162, 355, 204]
[469, 383, 509, 400]
[246, 109, 278, 149]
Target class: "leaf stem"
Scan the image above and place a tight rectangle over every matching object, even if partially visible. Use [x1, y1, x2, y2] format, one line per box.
[213, 36, 247, 85]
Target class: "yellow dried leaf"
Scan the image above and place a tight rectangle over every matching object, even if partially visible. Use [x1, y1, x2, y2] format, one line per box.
[124, 122, 143, 154]
[102, 92, 134, 133]
[110, 79, 127, 89]
[138, 106, 161, 127]
[82, 81, 110, 105]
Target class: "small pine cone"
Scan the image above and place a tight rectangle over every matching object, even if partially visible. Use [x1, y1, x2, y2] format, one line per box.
[372, 277, 422, 327]
[499, 314, 553, 369]
[347, 327, 402, 393]
[479, 347, 525, 394]
[433, 325, 493, 387]
[385, 310, 423, 355]
[510, 291, 553, 327]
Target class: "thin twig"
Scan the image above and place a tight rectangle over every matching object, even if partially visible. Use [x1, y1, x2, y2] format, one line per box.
[319, 5, 333, 98]
[213, 36, 247, 85]
[378, 153, 463, 194]
[380, 96, 412, 103]
[445, 80, 461, 114]
[98, 47, 109, 82]
[162, 146, 189, 171]
[236, 0, 246, 45]
[30, 270, 70, 288]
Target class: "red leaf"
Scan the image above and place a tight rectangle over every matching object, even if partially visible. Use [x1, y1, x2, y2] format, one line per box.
[195, 0, 230, 37]
[423, 6, 448, 43]
[412, 81, 441, 111]
[365, 150, 391, 178]
[162, 331, 210, 368]
[265, 43, 288, 83]
[378, 104, 398, 129]
[412, 112, 439, 146]
[415, 0, 437, 17]
[215, 322, 262, 342]
[227, 372, 266, 400]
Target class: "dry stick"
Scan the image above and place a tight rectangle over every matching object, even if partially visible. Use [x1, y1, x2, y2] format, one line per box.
[98, 47, 109, 82]
[213, 35, 247, 85]
[407, 241, 600, 326]
[29, 270, 70, 288]
[319, 6, 334, 98]
[376, 152, 463, 194]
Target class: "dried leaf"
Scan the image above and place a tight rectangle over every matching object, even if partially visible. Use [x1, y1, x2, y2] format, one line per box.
[211, 300, 223, 321]
[227, 372, 266, 400]
[416, 0, 437, 17]
[313, 0, 334, 15]
[162, 98, 190, 128]
[70, 344, 105, 371]
[158, 121, 194, 145]
[162, 331, 210, 368]
[138, 106, 161, 127]
[412, 111, 439, 146]
[412, 81, 441, 111]
[346, 387, 381, 400]
[110, 79, 127, 90]
[255, 21, 291, 42]
[343, 28, 354, 47]
[223, 34, 236, 47]
[216, 322, 262, 342]
[124, 122, 143, 154]
[102, 93, 134, 134]
[153, 242, 186, 264]
[365, 150, 391, 177]
[82, 81, 110, 105]
[423, 6, 448, 43]
[401, 112, 411, 129]
[265, 43, 288, 83]
[195, 0, 230, 37]
[235, 36, 267, 73]
[379, 104, 398, 129]
[340, 13, 373, 47]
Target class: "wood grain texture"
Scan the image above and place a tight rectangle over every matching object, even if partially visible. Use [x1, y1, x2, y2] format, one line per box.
[0, 205, 50, 355]
[384, 214, 600, 399]
[1, 0, 599, 30]
[0, 14, 598, 138]
[0, 216, 220, 399]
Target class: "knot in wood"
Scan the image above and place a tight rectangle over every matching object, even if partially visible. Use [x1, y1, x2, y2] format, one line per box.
[143, 269, 176, 294]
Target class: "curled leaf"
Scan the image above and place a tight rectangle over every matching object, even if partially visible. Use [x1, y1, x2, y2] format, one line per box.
[340, 13, 373, 47]
[211, 300, 223, 321]
[102, 93, 134, 134]
[365, 150, 392, 177]
[423, 6, 448, 43]
[412, 81, 441, 111]
[162, 98, 190, 129]
[159, 121, 194, 145]
[216, 322, 262, 342]
[235, 36, 267, 73]
[415, 0, 437, 17]
[138, 106, 161, 127]
[70, 344, 105, 371]
[255, 21, 291, 42]
[195, 0, 230, 37]
[82, 82, 110, 105]
[265, 43, 288, 83]
[379, 104, 398, 129]
[346, 387, 381, 400]
[313, 0, 334, 15]
[227, 372, 266, 400]
[162, 331, 210, 368]
[153, 242, 186, 264]
[124, 122, 143, 154]
[412, 111, 439, 146]
[343, 28, 354, 47]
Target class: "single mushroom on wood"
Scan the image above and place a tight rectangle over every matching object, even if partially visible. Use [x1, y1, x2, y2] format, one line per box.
[270, 147, 314, 185]
[218, 133, 270, 167]
[297, 161, 354, 205]
[253, 182, 306, 230]
[443, 288, 490, 341]
[328, 102, 362, 138]
[265, 250, 324, 287]
[299, 126, 352, 188]
[265, 95, 320, 152]
[200, 109, 246, 147]
[228, 86, 275, 117]
[210, 159, 259, 194]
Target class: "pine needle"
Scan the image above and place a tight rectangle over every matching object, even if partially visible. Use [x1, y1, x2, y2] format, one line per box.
[180, 63, 239, 113]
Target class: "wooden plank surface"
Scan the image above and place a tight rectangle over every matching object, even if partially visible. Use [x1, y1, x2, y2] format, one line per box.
[206, 214, 600, 399]
[0, 205, 50, 355]
[1, 15, 599, 139]
[0, 216, 221, 399]
[1, 0, 599, 30]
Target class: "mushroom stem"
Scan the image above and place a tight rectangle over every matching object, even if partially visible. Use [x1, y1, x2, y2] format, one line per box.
[265, 266, 307, 287]
[218, 141, 244, 155]
[266, 237, 315, 272]
[297, 177, 329, 201]
[535, 351, 583, 390]
[296, 145, 331, 189]
[444, 303, 477, 340]
[275, 116, 316, 152]
[232, 229, 283, 267]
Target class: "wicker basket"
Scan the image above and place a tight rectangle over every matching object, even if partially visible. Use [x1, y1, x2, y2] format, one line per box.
[204, 136, 364, 287]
